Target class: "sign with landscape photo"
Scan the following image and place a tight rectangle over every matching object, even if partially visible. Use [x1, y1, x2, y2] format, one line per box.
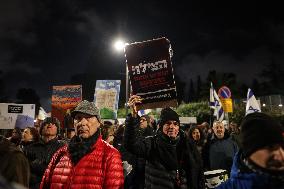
[94, 80, 121, 119]
[52, 85, 82, 129]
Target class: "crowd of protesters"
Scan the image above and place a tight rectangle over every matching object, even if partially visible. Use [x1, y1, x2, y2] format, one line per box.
[0, 96, 283, 189]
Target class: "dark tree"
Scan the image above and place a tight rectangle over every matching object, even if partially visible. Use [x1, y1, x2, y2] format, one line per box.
[251, 79, 261, 95]
[175, 76, 186, 104]
[0, 70, 5, 101]
[196, 75, 202, 99]
[188, 79, 195, 102]
[259, 60, 284, 95]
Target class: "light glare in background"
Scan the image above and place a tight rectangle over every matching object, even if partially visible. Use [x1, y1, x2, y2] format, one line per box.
[114, 40, 127, 51]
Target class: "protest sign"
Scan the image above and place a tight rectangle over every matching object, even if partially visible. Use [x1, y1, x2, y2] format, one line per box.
[52, 85, 82, 129]
[94, 80, 121, 119]
[0, 103, 35, 129]
[125, 37, 178, 110]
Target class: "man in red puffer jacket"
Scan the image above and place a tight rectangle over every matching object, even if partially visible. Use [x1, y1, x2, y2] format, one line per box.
[40, 100, 124, 189]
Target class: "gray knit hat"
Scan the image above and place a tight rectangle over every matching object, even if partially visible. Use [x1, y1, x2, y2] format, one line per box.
[71, 100, 100, 120]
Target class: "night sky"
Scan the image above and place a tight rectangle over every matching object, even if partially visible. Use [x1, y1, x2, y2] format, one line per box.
[0, 0, 283, 111]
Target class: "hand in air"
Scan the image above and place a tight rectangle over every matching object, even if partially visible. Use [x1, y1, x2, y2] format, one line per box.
[127, 95, 143, 116]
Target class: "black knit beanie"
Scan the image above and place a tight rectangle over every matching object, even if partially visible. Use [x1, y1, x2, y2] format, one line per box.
[240, 112, 284, 157]
[159, 107, 180, 128]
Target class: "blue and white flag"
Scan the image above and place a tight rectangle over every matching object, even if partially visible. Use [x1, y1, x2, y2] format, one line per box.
[245, 88, 261, 115]
[38, 107, 48, 120]
[138, 109, 151, 117]
[210, 82, 224, 121]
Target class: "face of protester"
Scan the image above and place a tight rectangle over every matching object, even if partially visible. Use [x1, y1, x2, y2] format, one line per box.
[67, 130, 76, 139]
[213, 122, 225, 139]
[192, 128, 201, 141]
[12, 129, 20, 138]
[229, 123, 239, 134]
[250, 144, 284, 171]
[162, 120, 179, 139]
[74, 113, 101, 139]
[42, 122, 58, 137]
[22, 128, 33, 142]
[139, 117, 148, 129]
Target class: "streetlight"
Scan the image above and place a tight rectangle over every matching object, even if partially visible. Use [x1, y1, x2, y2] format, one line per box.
[113, 39, 129, 115]
[114, 40, 126, 51]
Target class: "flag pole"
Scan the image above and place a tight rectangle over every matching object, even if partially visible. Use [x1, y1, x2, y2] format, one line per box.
[225, 112, 229, 125]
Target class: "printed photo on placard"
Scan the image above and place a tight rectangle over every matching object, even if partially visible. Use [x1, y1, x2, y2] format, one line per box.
[94, 80, 121, 119]
[52, 85, 82, 129]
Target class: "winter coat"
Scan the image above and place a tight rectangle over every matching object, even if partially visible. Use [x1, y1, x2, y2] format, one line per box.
[125, 125, 155, 189]
[203, 132, 238, 172]
[24, 137, 65, 189]
[0, 175, 21, 189]
[217, 151, 284, 189]
[0, 136, 30, 188]
[40, 135, 124, 189]
[188, 126, 206, 155]
[124, 114, 204, 189]
[230, 133, 241, 148]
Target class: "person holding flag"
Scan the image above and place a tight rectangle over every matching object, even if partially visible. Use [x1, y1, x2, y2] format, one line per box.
[204, 83, 238, 173]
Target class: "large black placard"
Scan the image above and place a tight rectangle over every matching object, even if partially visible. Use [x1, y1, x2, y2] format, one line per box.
[125, 37, 177, 110]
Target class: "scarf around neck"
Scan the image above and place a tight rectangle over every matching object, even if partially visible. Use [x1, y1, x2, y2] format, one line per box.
[156, 131, 180, 170]
[68, 131, 100, 165]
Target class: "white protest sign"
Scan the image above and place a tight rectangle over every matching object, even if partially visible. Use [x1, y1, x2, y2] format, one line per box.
[0, 103, 35, 129]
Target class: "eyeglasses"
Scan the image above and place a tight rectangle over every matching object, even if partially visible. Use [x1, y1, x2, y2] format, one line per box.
[74, 115, 95, 124]
[140, 118, 147, 122]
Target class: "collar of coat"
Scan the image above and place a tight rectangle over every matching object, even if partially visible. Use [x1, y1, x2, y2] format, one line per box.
[242, 154, 284, 181]
[68, 131, 100, 165]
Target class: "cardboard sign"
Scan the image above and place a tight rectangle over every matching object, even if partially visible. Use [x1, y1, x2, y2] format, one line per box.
[52, 85, 82, 129]
[94, 80, 121, 119]
[0, 103, 35, 129]
[125, 37, 178, 110]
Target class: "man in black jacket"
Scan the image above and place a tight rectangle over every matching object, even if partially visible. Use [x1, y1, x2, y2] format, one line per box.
[24, 117, 65, 189]
[203, 121, 238, 173]
[124, 95, 204, 189]
[126, 114, 155, 189]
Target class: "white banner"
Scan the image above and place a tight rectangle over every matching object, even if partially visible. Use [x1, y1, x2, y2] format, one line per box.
[179, 117, 197, 124]
[0, 103, 35, 129]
